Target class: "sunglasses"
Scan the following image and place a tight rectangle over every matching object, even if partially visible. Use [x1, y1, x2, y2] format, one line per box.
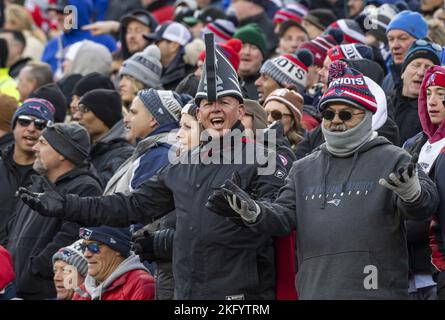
[79, 242, 101, 254]
[17, 115, 48, 130]
[322, 109, 365, 121]
[267, 110, 292, 121]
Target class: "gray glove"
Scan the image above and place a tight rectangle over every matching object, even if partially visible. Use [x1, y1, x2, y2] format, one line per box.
[379, 154, 421, 203]
[220, 172, 260, 224]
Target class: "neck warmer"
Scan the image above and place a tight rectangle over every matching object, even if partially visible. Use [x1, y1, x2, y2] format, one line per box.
[322, 111, 374, 157]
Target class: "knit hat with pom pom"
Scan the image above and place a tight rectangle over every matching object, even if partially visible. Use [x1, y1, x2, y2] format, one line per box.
[119, 44, 163, 89]
[300, 28, 343, 67]
[318, 60, 377, 113]
[260, 48, 314, 91]
[199, 38, 242, 71]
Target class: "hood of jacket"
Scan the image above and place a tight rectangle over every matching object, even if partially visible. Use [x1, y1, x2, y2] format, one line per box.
[418, 65, 445, 143]
[91, 120, 129, 156]
[82, 254, 148, 299]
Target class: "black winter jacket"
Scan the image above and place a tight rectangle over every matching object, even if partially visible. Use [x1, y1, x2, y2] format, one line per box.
[90, 121, 134, 186]
[7, 169, 102, 300]
[388, 87, 421, 146]
[55, 122, 288, 299]
[0, 145, 35, 246]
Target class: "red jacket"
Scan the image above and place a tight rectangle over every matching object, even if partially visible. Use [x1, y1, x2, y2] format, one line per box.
[0, 245, 15, 290]
[73, 269, 155, 300]
[274, 232, 298, 300]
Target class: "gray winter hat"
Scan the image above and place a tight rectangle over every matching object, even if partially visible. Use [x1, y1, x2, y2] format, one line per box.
[42, 123, 91, 166]
[119, 45, 163, 89]
[52, 240, 88, 277]
[138, 89, 183, 126]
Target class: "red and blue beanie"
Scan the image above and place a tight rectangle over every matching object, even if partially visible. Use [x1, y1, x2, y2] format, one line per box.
[327, 43, 374, 62]
[12, 98, 55, 129]
[326, 19, 366, 44]
[273, 3, 308, 25]
[318, 60, 377, 113]
[79, 226, 132, 258]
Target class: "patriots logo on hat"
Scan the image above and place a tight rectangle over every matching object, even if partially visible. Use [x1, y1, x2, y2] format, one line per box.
[333, 88, 344, 96]
[427, 73, 436, 86]
[110, 238, 117, 244]
[158, 107, 165, 115]
[79, 228, 92, 239]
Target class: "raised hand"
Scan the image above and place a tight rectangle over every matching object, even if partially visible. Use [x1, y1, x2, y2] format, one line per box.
[379, 153, 421, 203]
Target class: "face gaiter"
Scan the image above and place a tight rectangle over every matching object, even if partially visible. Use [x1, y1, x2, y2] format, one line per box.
[321, 110, 374, 157]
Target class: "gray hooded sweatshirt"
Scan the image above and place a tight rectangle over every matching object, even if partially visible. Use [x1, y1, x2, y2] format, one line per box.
[252, 136, 439, 299]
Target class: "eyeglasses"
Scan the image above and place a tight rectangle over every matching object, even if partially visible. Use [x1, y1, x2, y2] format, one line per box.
[322, 109, 365, 121]
[17, 115, 48, 130]
[414, 39, 442, 53]
[77, 105, 90, 114]
[79, 242, 101, 254]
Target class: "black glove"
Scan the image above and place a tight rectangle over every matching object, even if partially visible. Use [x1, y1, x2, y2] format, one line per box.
[207, 171, 260, 224]
[206, 171, 242, 218]
[133, 230, 156, 263]
[18, 176, 65, 217]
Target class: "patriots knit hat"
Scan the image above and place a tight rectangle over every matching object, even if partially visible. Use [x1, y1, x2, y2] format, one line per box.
[273, 3, 308, 25]
[386, 10, 428, 40]
[72, 72, 115, 97]
[327, 19, 366, 44]
[401, 40, 442, 73]
[260, 49, 314, 91]
[199, 39, 242, 71]
[0, 94, 17, 132]
[319, 60, 377, 113]
[52, 240, 88, 277]
[119, 45, 162, 89]
[79, 89, 123, 129]
[42, 123, 90, 165]
[79, 226, 132, 258]
[138, 89, 183, 126]
[264, 88, 304, 123]
[202, 19, 236, 43]
[303, 9, 337, 31]
[233, 23, 267, 58]
[327, 44, 374, 62]
[300, 29, 343, 67]
[12, 98, 55, 129]
[29, 83, 68, 123]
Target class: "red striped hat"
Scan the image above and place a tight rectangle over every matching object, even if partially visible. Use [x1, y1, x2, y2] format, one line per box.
[319, 60, 377, 113]
[300, 29, 343, 67]
[273, 3, 308, 25]
[326, 19, 366, 44]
